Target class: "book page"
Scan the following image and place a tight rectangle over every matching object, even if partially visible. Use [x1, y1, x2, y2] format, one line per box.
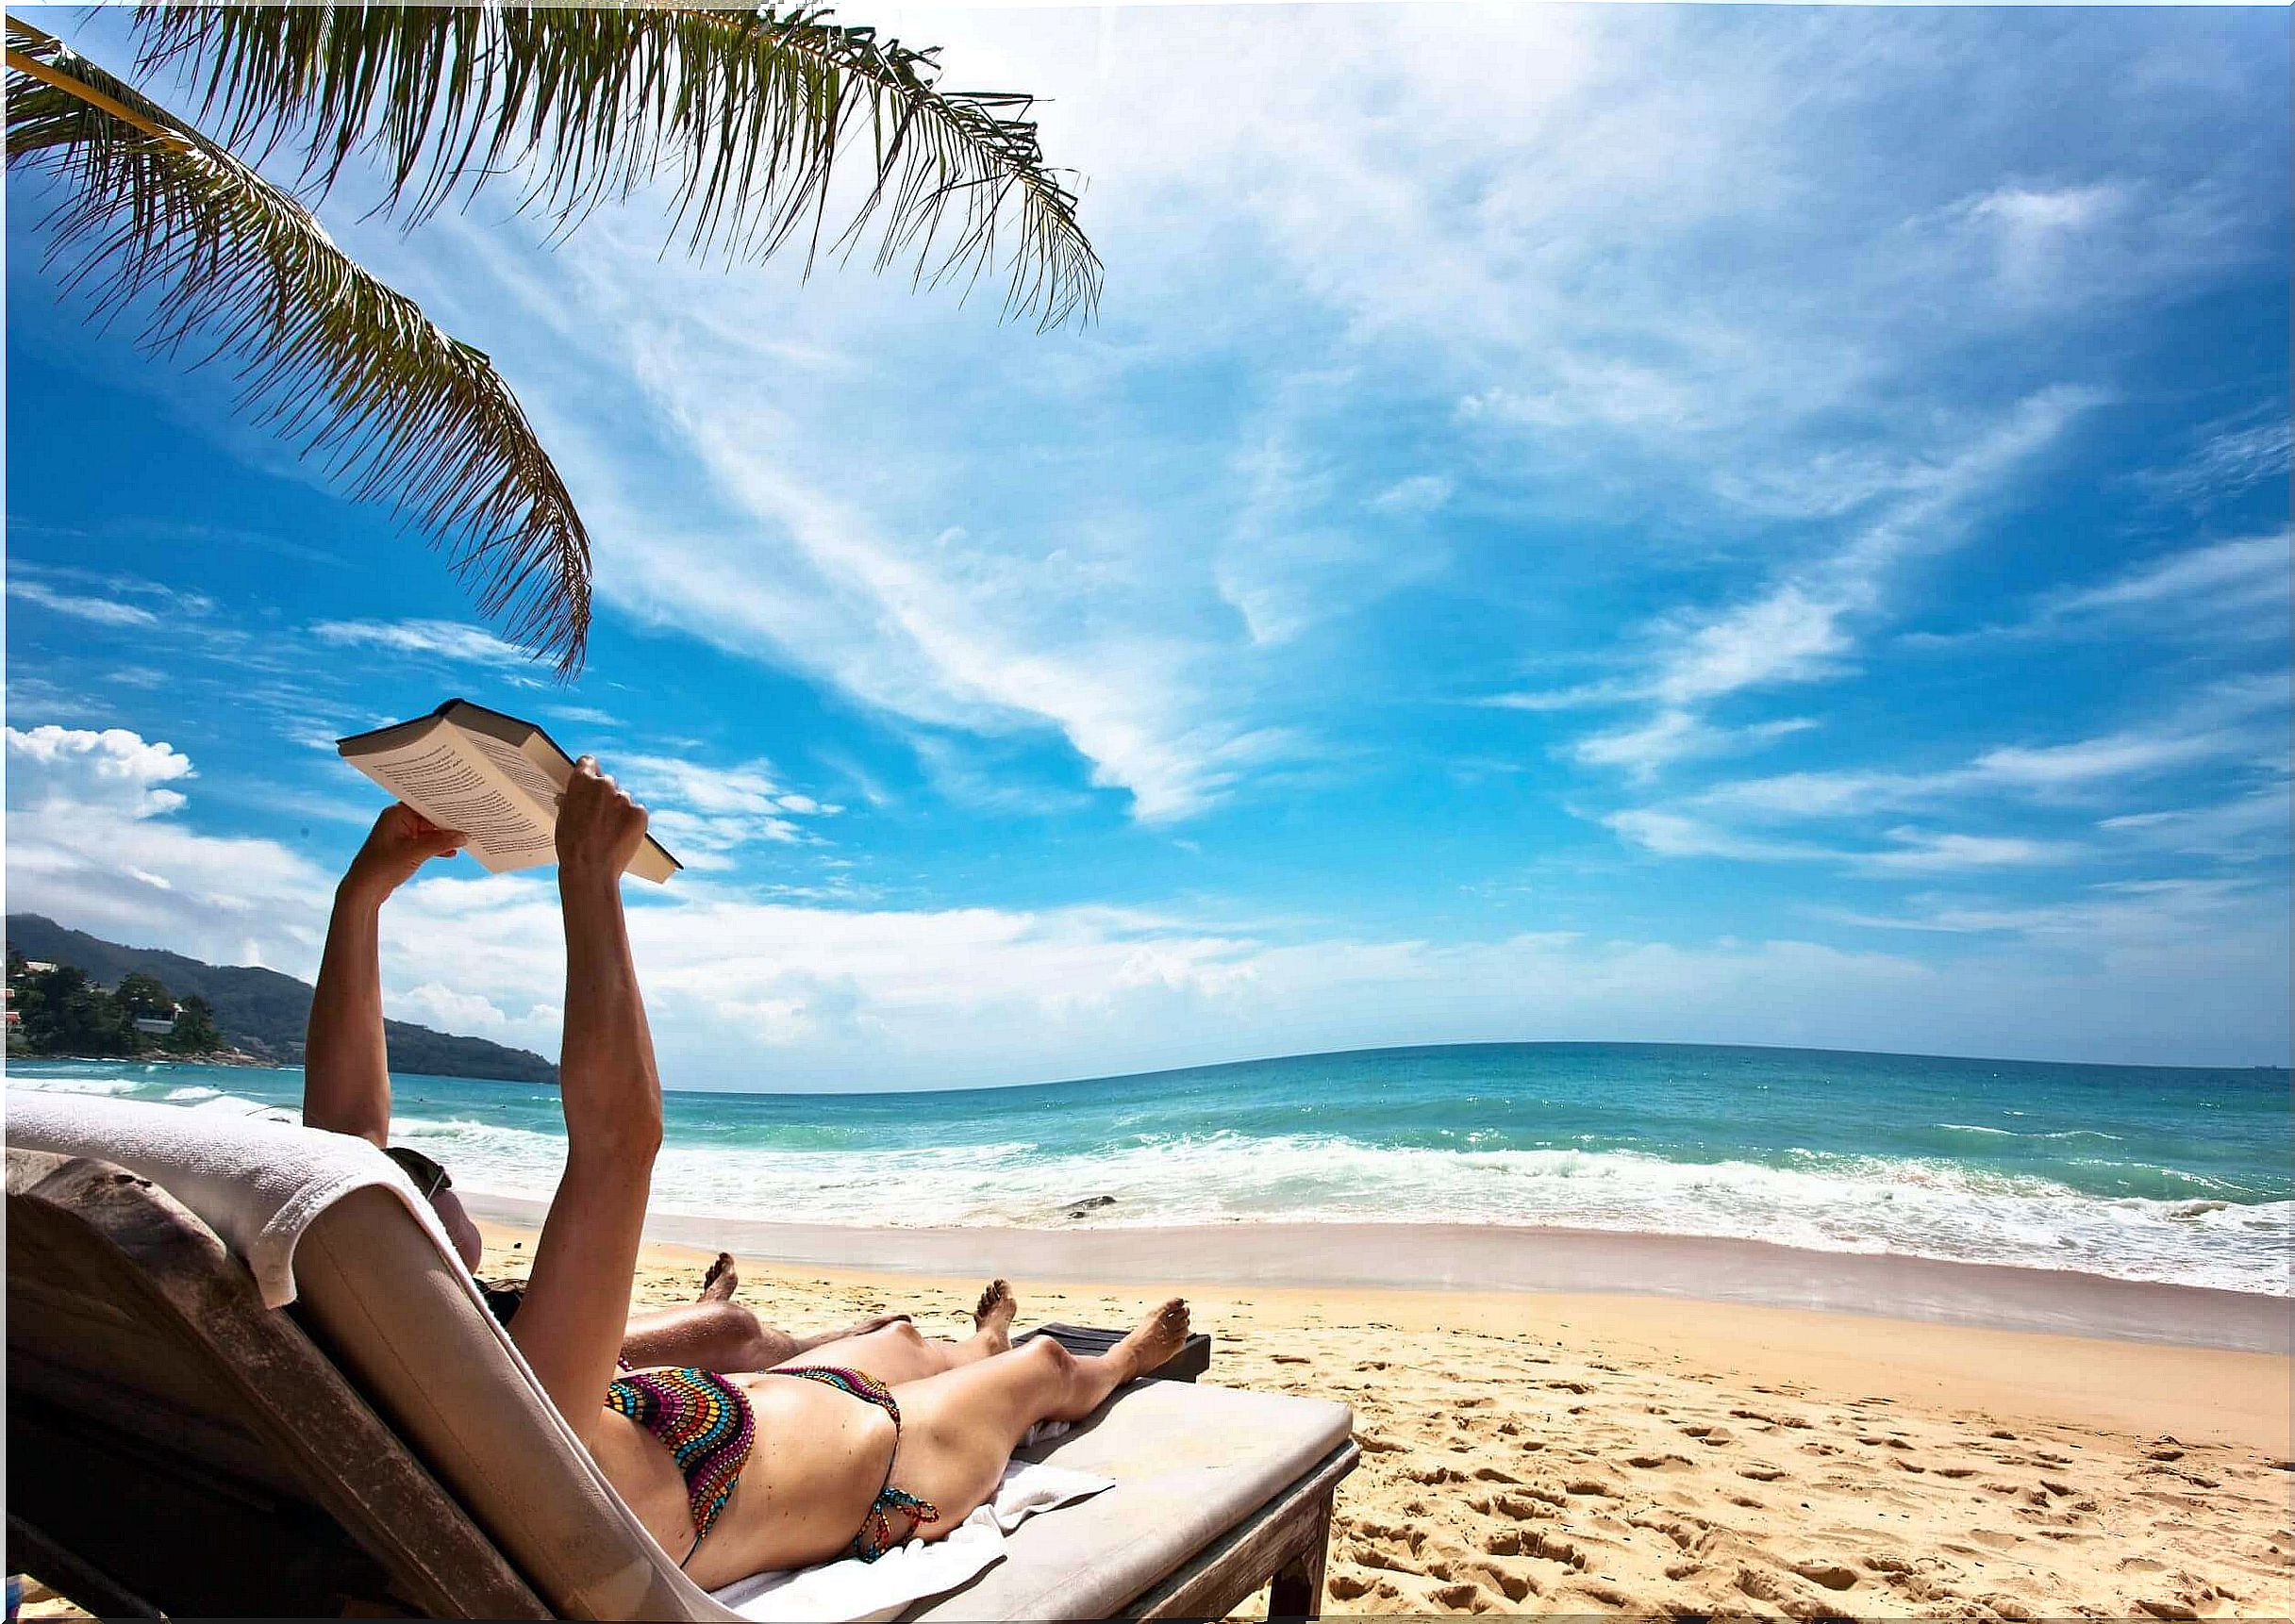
[465, 729, 567, 812]
[349, 733, 555, 872]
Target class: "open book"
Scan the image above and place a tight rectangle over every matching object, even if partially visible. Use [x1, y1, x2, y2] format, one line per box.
[338, 700, 680, 883]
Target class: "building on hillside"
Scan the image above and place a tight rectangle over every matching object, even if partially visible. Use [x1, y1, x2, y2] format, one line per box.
[133, 1015, 179, 1037]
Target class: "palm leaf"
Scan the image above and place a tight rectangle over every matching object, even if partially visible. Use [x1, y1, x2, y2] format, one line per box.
[7, 17, 591, 674]
[132, 4, 1103, 328]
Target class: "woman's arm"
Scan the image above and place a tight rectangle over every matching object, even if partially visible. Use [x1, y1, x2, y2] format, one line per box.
[305, 805, 465, 1146]
[506, 760, 663, 1446]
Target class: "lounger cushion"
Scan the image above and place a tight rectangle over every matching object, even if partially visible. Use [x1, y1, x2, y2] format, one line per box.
[297, 1187, 740, 1622]
[908, 1380, 1355, 1620]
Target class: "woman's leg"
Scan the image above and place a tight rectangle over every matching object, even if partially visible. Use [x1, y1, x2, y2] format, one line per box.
[620, 1300, 803, 1370]
[788, 1280, 1020, 1385]
[871, 1300, 1190, 1545]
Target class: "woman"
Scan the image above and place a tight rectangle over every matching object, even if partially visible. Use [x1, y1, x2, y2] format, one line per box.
[304, 799, 1013, 1384]
[496, 758, 1189, 1583]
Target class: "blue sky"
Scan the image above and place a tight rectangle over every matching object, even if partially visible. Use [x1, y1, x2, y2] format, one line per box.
[6, 4, 2288, 1087]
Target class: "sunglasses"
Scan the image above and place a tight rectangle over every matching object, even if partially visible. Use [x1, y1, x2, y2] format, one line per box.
[384, 1145, 453, 1201]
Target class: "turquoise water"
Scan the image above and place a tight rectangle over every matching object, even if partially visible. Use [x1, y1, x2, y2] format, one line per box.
[10, 1042, 2289, 1293]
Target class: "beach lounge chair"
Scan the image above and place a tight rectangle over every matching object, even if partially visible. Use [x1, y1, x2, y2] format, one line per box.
[5, 1115, 1357, 1621]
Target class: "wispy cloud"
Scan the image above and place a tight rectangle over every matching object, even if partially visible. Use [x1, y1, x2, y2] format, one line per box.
[308, 618, 538, 668]
[8, 578, 159, 627]
[540, 703, 620, 730]
[1516, 387, 2094, 777]
[5, 562, 221, 631]
[1855, 828, 2085, 874]
[1906, 529, 2290, 647]
[1693, 673, 2287, 820]
[616, 752, 839, 868]
[1605, 808, 2084, 873]
[2137, 412, 2293, 509]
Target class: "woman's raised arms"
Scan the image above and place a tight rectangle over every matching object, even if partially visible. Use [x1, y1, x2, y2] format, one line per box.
[505, 759, 665, 1448]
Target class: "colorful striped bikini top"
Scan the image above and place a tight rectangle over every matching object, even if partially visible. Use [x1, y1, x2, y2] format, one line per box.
[606, 1367, 756, 1550]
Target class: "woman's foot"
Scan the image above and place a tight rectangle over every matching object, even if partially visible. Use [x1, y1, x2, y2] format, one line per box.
[973, 1278, 1017, 1352]
[1112, 1298, 1189, 1380]
[698, 1251, 740, 1302]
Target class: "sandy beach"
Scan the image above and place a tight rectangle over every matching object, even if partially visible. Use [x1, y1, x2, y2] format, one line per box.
[463, 1218, 2294, 1620]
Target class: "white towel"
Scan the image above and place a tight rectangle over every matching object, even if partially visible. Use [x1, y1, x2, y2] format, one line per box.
[709, 1458, 1112, 1624]
[6, 1085, 453, 1309]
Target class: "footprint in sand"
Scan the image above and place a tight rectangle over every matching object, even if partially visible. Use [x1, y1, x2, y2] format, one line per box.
[1788, 1559, 1859, 1591]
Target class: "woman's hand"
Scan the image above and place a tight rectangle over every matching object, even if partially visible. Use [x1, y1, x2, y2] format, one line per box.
[341, 804, 465, 905]
[556, 756, 649, 886]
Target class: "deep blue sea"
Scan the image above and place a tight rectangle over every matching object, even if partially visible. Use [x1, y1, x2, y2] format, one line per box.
[9, 1042, 2289, 1295]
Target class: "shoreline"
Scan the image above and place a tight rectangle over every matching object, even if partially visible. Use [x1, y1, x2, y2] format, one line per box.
[461, 1195, 2289, 1354]
[6, 1048, 279, 1069]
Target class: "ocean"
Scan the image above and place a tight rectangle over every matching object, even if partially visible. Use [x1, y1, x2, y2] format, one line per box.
[8, 1042, 2288, 1297]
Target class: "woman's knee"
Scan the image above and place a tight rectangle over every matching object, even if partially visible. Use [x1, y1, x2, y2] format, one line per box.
[1021, 1334, 1076, 1382]
[699, 1301, 798, 1368]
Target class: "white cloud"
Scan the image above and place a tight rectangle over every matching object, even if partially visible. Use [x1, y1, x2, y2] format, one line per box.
[1366, 474, 1455, 517]
[302, 0, 2270, 822]
[8, 720, 2284, 1077]
[2045, 531, 2290, 623]
[1695, 673, 2288, 819]
[394, 983, 516, 1036]
[1943, 181, 2134, 298]
[6, 724, 194, 817]
[308, 618, 536, 668]
[4, 725, 333, 965]
[1910, 529, 2290, 646]
[1605, 808, 2081, 874]
[368, 870, 2285, 1078]
[6, 564, 217, 630]
[541, 704, 621, 729]
[7, 578, 159, 627]
[2140, 416, 2293, 508]
[612, 753, 837, 867]
[1818, 876, 2273, 944]
[1603, 809, 1827, 864]
[1571, 712, 1814, 783]
[1542, 387, 2092, 776]
[2099, 786, 2290, 863]
[1970, 730, 2237, 790]
[1855, 828, 2085, 874]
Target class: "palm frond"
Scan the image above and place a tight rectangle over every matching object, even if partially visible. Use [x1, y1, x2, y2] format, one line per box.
[7, 17, 591, 674]
[132, 5, 1102, 328]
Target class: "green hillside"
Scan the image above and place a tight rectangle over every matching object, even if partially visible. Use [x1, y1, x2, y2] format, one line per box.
[5, 915, 557, 1085]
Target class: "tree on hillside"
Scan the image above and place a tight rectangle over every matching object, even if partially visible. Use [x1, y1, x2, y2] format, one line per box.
[165, 994, 225, 1055]
[5, 5, 1099, 674]
[18, 964, 140, 1056]
[113, 969, 175, 1019]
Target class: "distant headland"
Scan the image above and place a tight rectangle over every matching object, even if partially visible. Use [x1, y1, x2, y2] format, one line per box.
[4, 915, 557, 1085]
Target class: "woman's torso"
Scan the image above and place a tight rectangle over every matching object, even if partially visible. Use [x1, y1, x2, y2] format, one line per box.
[592, 1369, 899, 1591]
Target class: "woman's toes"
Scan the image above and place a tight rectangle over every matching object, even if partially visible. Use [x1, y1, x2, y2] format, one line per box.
[698, 1251, 740, 1302]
